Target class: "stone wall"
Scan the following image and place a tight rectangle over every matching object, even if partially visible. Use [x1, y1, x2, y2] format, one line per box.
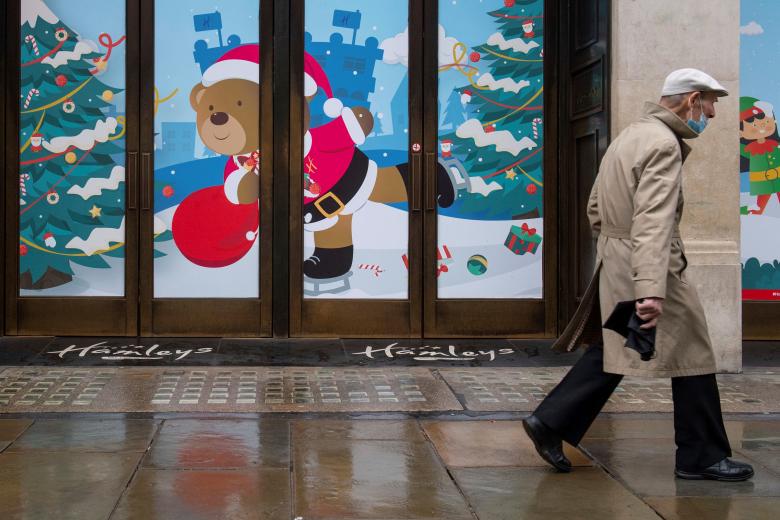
[611, 0, 742, 372]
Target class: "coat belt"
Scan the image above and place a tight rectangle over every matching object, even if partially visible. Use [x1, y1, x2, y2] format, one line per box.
[749, 169, 780, 182]
[600, 223, 680, 239]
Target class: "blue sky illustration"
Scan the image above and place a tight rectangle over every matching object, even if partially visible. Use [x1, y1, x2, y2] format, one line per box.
[742, 0, 780, 103]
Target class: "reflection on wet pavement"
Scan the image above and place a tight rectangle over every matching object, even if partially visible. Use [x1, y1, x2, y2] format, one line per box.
[0, 416, 777, 519]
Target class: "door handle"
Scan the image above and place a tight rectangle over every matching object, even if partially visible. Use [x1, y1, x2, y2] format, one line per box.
[426, 152, 436, 211]
[411, 152, 421, 211]
[141, 152, 151, 210]
[127, 152, 138, 210]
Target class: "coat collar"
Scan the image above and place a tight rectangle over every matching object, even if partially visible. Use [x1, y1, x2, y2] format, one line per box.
[643, 102, 695, 161]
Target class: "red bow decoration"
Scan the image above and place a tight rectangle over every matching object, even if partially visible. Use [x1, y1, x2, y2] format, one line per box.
[521, 223, 537, 236]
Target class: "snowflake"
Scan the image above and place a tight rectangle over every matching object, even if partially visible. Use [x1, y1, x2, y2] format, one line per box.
[383, 152, 388, 157]
[170, 170, 176, 175]
[379, 86, 385, 91]
[326, 50, 331, 55]
[353, 71, 358, 76]
[372, 26, 377, 31]
[377, 112, 384, 119]
[478, 158, 483, 162]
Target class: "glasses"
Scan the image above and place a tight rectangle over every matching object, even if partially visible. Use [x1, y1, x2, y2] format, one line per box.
[745, 112, 767, 124]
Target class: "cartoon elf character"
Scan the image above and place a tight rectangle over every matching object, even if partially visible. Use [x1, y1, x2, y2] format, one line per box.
[740, 96, 780, 215]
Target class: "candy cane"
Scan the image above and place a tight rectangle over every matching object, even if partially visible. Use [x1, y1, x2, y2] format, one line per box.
[358, 264, 384, 277]
[532, 117, 543, 140]
[24, 35, 40, 56]
[24, 88, 40, 109]
[19, 173, 30, 197]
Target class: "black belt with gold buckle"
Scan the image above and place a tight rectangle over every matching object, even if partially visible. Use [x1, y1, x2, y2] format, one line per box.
[304, 149, 369, 222]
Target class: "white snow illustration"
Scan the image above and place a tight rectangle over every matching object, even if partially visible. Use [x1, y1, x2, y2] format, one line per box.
[486, 32, 540, 54]
[43, 118, 118, 152]
[456, 119, 537, 156]
[477, 73, 530, 94]
[68, 165, 125, 200]
[42, 40, 95, 68]
[21, 0, 58, 28]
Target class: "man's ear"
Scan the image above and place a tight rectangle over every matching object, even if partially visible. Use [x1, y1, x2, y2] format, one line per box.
[190, 84, 207, 110]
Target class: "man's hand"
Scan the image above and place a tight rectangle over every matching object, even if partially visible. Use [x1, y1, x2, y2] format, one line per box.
[636, 297, 663, 329]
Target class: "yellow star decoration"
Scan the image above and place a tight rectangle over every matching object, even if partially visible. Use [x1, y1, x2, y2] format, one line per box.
[89, 205, 102, 218]
[505, 168, 518, 180]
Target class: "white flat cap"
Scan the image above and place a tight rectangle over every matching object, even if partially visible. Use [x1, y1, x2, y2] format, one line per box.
[661, 68, 729, 97]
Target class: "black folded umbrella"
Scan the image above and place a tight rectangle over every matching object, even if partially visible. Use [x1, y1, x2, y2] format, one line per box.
[603, 300, 656, 361]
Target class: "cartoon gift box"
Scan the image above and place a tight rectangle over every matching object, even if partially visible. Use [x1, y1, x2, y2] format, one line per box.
[505, 223, 542, 255]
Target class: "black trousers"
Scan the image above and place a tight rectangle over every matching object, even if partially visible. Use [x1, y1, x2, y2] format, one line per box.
[535, 344, 732, 471]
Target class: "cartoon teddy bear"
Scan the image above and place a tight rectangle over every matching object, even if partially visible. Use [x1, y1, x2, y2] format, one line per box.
[171, 44, 261, 268]
[302, 52, 455, 280]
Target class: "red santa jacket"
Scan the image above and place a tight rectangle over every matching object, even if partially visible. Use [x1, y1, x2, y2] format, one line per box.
[303, 107, 365, 205]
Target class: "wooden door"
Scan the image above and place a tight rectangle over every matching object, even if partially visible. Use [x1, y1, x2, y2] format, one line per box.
[421, 0, 558, 337]
[288, 0, 423, 337]
[137, 0, 273, 336]
[4, 0, 139, 335]
[558, 0, 611, 327]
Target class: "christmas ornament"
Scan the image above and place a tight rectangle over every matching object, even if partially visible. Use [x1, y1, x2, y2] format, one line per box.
[485, 124, 496, 133]
[460, 89, 473, 106]
[102, 89, 114, 102]
[522, 20, 535, 38]
[24, 88, 40, 109]
[55, 28, 69, 42]
[30, 133, 44, 152]
[532, 117, 543, 139]
[440, 139, 453, 158]
[505, 224, 542, 255]
[46, 191, 60, 205]
[24, 35, 40, 56]
[526, 183, 538, 195]
[504, 0, 516, 7]
[172, 185, 259, 268]
[62, 99, 75, 113]
[358, 263, 384, 277]
[89, 205, 102, 218]
[20, 244, 28, 256]
[43, 232, 56, 248]
[505, 169, 517, 180]
[469, 51, 481, 63]
[162, 185, 174, 198]
[92, 58, 108, 74]
[467, 255, 488, 276]
[55, 74, 67, 87]
[65, 151, 77, 164]
[19, 173, 30, 197]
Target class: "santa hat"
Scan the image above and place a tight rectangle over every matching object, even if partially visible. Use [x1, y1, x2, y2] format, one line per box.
[441, 139, 452, 145]
[304, 52, 343, 119]
[462, 89, 472, 96]
[523, 19, 534, 26]
[202, 44, 260, 87]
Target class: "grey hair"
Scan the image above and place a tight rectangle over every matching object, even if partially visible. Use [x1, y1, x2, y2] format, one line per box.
[660, 93, 691, 105]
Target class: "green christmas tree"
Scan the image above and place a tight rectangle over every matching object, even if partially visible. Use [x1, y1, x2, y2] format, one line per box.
[19, 0, 127, 290]
[441, 0, 544, 220]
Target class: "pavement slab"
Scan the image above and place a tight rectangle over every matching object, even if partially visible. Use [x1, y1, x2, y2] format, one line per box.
[110, 468, 290, 520]
[0, 419, 33, 452]
[0, 451, 141, 520]
[0, 367, 462, 413]
[7, 418, 159, 453]
[453, 467, 661, 520]
[422, 419, 591, 468]
[644, 496, 780, 519]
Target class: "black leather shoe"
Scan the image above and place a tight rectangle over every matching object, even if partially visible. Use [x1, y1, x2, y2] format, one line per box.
[522, 414, 572, 472]
[675, 458, 754, 482]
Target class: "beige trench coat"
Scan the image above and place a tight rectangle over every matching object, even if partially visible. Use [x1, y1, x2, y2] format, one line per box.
[554, 102, 717, 377]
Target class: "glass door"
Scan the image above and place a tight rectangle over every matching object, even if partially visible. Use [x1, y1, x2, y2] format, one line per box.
[289, 0, 423, 337]
[138, 0, 272, 336]
[6, 0, 138, 335]
[422, 0, 556, 337]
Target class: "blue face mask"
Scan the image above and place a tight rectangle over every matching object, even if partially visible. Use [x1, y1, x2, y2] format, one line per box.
[687, 96, 709, 134]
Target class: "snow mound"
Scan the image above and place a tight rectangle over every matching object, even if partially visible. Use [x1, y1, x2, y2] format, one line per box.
[21, 0, 58, 28]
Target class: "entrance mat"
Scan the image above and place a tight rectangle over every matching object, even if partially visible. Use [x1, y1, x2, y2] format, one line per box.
[0, 367, 462, 413]
[438, 367, 780, 413]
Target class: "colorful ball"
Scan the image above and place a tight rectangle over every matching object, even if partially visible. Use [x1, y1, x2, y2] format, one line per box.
[102, 90, 114, 102]
[55, 74, 67, 87]
[162, 185, 174, 198]
[526, 184, 538, 195]
[467, 254, 488, 276]
[65, 152, 77, 164]
[469, 51, 481, 63]
[20, 244, 28, 256]
[62, 99, 75, 113]
[46, 191, 60, 205]
[55, 28, 68, 42]
[504, 0, 516, 7]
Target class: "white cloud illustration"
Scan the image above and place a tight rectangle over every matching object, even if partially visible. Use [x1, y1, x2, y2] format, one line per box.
[741, 21, 764, 36]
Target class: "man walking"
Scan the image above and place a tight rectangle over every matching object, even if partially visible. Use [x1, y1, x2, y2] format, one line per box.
[523, 69, 754, 481]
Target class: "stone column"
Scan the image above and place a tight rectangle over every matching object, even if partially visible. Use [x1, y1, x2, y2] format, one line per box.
[611, 0, 741, 372]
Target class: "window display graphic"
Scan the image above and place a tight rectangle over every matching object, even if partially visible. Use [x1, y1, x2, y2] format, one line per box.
[19, 0, 127, 296]
[154, 2, 260, 298]
[437, 0, 544, 298]
[303, 1, 410, 299]
[741, 2, 780, 300]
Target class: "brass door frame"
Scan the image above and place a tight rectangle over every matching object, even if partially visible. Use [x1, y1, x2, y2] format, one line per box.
[137, 0, 273, 337]
[3, 0, 140, 335]
[420, 0, 559, 338]
[287, 0, 423, 337]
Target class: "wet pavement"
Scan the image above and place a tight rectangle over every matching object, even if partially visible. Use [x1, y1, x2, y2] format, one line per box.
[0, 414, 776, 519]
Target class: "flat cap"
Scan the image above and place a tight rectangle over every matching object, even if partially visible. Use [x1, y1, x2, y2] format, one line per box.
[661, 68, 729, 97]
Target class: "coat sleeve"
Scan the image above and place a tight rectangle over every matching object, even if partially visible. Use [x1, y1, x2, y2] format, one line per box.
[630, 140, 681, 300]
[587, 173, 601, 235]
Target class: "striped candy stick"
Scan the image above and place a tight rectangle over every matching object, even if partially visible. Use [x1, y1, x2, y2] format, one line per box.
[25, 35, 40, 56]
[24, 88, 40, 109]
